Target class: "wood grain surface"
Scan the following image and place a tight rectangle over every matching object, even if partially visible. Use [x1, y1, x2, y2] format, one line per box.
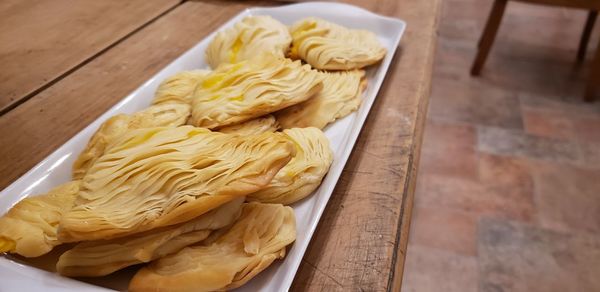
[0, 0, 440, 290]
[0, 0, 179, 113]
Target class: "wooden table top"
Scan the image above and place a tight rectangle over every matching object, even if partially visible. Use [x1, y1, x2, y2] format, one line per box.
[0, 0, 440, 291]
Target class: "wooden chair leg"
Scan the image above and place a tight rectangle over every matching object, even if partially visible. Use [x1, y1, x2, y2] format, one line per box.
[577, 10, 598, 62]
[585, 39, 600, 102]
[471, 0, 508, 76]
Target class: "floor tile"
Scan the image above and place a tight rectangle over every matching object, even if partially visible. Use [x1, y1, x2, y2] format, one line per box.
[439, 0, 488, 41]
[578, 143, 600, 168]
[416, 173, 535, 222]
[402, 245, 478, 292]
[479, 219, 600, 292]
[429, 78, 523, 129]
[408, 205, 478, 256]
[522, 108, 575, 140]
[530, 160, 600, 233]
[404, 0, 600, 290]
[572, 117, 600, 144]
[519, 91, 600, 116]
[477, 126, 580, 163]
[478, 153, 533, 190]
[432, 37, 475, 81]
[419, 120, 478, 179]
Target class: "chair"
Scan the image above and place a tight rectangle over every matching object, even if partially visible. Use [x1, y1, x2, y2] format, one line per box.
[471, 0, 600, 102]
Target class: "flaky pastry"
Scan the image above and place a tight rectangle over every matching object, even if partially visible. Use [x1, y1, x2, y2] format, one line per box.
[219, 115, 279, 136]
[153, 70, 211, 105]
[59, 126, 295, 242]
[56, 197, 244, 277]
[72, 103, 191, 179]
[289, 17, 386, 70]
[206, 16, 291, 69]
[189, 54, 323, 129]
[276, 70, 366, 129]
[129, 202, 296, 292]
[0, 181, 80, 257]
[248, 128, 333, 205]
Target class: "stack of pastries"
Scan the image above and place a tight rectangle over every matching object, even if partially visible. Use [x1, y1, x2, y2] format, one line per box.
[0, 15, 385, 291]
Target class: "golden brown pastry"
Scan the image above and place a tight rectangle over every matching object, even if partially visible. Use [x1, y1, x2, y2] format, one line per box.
[219, 115, 279, 136]
[206, 16, 291, 69]
[0, 181, 80, 257]
[276, 70, 366, 129]
[153, 70, 211, 105]
[129, 202, 296, 292]
[189, 54, 323, 129]
[289, 17, 386, 70]
[248, 128, 333, 205]
[56, 197, 244, 277]
[72, 103, 191, 179]
[59, 126, 295, 242]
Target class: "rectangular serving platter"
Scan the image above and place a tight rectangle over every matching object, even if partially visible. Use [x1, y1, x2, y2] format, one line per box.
[0, 2, 405, 291]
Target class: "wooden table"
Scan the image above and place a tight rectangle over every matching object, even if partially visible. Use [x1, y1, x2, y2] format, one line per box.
[0, 0, 440, 290]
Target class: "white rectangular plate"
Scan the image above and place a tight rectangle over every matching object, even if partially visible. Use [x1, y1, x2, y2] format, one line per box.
[0, 2, 405, 291]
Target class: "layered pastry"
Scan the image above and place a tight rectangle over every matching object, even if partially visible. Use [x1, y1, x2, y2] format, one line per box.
[72, 103, 190, 179]
[276, 70, 366, 129]
[189, 55, 322, 129]
[153, 70, 211, 105]
[206, 16, 291, 69]
[0, 181, 80, 257]
[219, 115, 279, 136]
[129, 202, 296, 292]
[289, 17, 386, 70]
[57, 198, 244, 277]
[59, 126, 295, 242]
[248, 128, 333, 205]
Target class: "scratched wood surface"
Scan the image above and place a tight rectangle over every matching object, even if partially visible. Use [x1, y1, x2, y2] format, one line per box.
[0, 0, 440, 291]
[0, 0, 179, 114]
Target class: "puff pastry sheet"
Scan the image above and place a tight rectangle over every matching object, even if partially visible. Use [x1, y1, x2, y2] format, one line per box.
[206, 16, 291, 69]
[0, 181, 80, 257]
[59, 126, 295, 242]
[290, 17, 386, 70]
[248, 128, 333, 205]
[276, 70, 366, 129]
[56, 197, 244, 277]
[189, 55, 323, 129]
[129, 202, 296, 292]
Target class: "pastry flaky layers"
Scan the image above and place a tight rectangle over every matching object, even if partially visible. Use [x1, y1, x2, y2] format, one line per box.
[72, 103, 191, 179]
[277, 70, 367, 129]
[219, 114, 280, 136]
[59, 126, 296, 242]
[153, 70, 211, 105]
[0, 181, 80, 257]
[249, 128, 333, 205]
[290, 17, 386, 70]
[206, 15, 292, 69]
[57, 197, 244, 277]
[130, 202, 296, 292]
[189, 54, 323, 129]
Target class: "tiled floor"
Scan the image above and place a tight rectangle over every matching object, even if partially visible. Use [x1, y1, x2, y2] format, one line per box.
[402, 0, 600, 291]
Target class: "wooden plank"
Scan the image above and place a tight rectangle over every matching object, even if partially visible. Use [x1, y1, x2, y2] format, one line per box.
[0, 0, 439, 290]
[0, 0, 180, 114]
